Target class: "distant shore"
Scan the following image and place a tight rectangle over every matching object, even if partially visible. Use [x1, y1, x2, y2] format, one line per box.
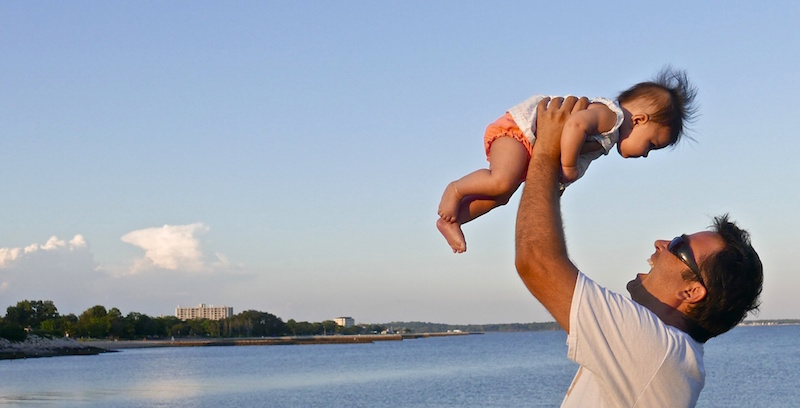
[88, 331, 476, 350]
[1, 331, 477, 359]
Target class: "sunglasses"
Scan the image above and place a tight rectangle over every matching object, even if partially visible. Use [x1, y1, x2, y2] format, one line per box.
[668, 235, 704, 286]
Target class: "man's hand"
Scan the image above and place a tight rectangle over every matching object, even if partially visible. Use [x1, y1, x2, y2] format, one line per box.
[534, 96, 590, 158]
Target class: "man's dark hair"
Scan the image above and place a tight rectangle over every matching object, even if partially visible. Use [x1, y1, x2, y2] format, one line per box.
[617, 66, 698, 145]
[684, 214, 763, 342]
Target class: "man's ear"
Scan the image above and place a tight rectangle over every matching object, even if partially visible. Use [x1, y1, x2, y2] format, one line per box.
[679, 282, 707, 305]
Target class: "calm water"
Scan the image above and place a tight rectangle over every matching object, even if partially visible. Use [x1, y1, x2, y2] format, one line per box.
[1, 326, 798, 407]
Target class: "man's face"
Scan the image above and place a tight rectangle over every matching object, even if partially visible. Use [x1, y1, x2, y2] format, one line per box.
[627, 231, 724, 311]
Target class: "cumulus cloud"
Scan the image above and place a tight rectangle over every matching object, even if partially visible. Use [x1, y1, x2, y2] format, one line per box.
[121, 223, 218, 273]
[0, 235, 101, 312]
[0, 227, 246, 316]
[0, 235, 88, 268]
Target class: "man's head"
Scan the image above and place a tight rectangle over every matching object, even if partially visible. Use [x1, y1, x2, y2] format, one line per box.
[685, 214, 763, 342]
[627, 214, 763, 343]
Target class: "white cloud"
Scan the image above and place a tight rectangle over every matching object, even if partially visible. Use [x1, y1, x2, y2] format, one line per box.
[121, 223, 213, 272]
[0, 247, 23, 268]
[0, 235, 101, 313]
[0, 228, 246, 316]
[1, 234, 88, 268]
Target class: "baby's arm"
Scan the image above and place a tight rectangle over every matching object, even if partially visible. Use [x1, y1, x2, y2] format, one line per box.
[559, 104, 618, 182]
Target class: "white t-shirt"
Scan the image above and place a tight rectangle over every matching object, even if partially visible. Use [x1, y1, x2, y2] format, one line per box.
[561, 272, 705, 407]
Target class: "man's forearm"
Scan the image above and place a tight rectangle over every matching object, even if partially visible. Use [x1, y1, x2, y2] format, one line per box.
[515, 153, 568, 263]
[514, 97, 581, 331]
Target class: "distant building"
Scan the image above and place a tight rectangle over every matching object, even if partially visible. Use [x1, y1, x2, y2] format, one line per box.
[334, 316, 355, 327]
[175, 304, 233, 321]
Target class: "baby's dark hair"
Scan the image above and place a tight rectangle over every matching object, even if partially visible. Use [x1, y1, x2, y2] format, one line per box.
[617, 66, 698, 145]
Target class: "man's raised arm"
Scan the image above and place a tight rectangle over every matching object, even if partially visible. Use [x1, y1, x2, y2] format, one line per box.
[514, 96, 587, 332]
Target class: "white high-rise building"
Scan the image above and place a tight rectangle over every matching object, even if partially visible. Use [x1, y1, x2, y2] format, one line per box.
[334, 316, 355, 327]
[175, 304, 233, 321]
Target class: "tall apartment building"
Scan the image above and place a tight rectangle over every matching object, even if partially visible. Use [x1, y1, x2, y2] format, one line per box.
[175, 304, 234, 321]
[334, 316, 355, 327]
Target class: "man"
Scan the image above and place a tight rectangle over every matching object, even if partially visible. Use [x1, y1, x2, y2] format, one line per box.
[515, 96, 763, 407]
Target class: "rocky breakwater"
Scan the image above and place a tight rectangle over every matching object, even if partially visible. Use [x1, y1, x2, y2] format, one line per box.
[0, 335, 110, 360]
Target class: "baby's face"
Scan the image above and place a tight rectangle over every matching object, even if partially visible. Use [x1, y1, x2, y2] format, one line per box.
[617, 123, 671, 158]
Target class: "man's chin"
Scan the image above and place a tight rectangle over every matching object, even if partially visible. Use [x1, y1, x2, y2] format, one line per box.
[626, 275, 642, 296]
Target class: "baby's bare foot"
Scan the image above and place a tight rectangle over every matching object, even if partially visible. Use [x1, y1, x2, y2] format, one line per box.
[437, 182, 462, 223]
[437, 218, 466, 253]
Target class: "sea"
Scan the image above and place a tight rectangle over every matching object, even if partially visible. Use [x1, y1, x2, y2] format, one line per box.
[1, 325, 798, 407]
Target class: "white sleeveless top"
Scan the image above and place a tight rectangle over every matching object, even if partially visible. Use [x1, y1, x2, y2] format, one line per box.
[507, 95, 624, 189]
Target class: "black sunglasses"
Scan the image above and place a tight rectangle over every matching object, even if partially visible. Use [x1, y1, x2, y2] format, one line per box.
[668, 235, 704, 286]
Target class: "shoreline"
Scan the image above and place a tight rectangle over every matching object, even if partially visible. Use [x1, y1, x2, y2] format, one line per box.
[2, 332, 478, 359]
[0, 335, 111, 360]
[88, 331, 477, 351]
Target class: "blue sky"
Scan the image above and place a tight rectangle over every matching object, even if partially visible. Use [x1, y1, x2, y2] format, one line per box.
[2, 1, 798, 325]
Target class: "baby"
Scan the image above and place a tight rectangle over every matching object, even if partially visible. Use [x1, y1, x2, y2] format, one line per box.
[437, 67, 697, 253]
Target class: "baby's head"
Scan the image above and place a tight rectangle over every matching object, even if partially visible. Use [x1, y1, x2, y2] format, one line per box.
[616, 67, 698, 158]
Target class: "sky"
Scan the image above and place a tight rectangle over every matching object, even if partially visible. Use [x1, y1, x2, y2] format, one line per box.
[2, 1, 799, 325]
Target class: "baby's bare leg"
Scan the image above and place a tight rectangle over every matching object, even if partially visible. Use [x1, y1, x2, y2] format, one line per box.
[458, 192, 516, 224]
[437, 137, 527, 253]
[438, 137, 528, 222]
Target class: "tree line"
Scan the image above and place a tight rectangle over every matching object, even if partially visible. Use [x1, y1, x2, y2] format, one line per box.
[0, 300, 387, 342]
[385, 321, 560, 333]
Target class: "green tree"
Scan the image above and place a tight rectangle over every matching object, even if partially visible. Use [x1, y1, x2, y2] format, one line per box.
[39, 318, 63, 336]
[321, 320, 338, 335]
[0, 320, 26, 341]
[202, 319, 220, 337]
[158, 316, 182, 337]
[34, 300, 59, 324]
[61, 314, 78, 337]
[5, 303, 31, 327]
[286, 319, 297, 336]
[339, 325, 364, 335]
[293, 321, 308, 335]
[169, 322, 190, 337]
[75, 305, 110, 338]
[105, 308, 126, 339]
[289, 320, 317, 336]
[126, 312, 157, 339]
[224, 310, 286, 337]
[186, 319, 209, 336]
[5, 300, 59, 329]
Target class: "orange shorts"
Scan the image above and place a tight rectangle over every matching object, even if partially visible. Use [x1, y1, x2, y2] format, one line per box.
[483, 112, 533, 161]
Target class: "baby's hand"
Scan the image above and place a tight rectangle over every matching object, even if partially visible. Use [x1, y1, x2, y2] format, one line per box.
[561, 165, 579, 183]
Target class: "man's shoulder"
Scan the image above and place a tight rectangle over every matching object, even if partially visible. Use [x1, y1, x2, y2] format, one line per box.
[574, 272, 667, 335]
[574, 272, 701, 349]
